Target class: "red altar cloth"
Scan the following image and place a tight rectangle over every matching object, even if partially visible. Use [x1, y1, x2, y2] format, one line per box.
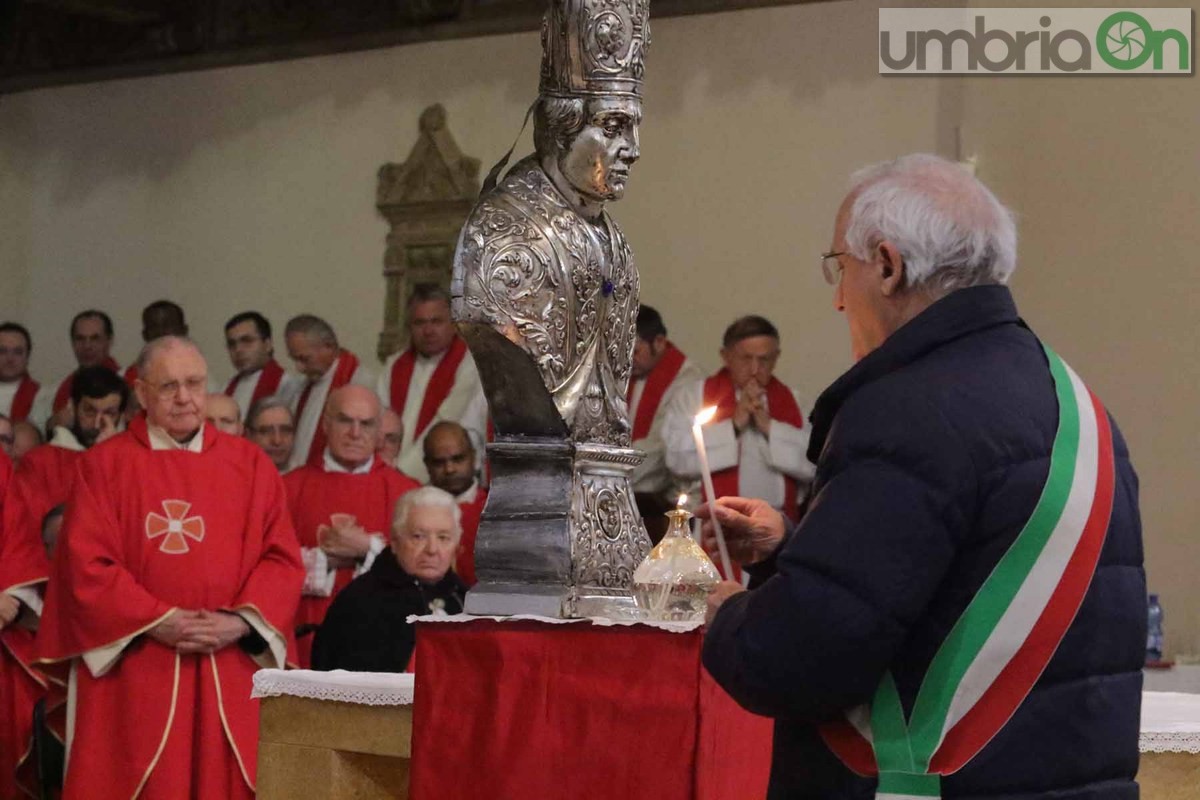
[410, 619, 772, 800]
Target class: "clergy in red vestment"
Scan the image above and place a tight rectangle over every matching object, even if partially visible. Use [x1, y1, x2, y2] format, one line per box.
[223, 311, 303, 419]
[663, 316, 815, 581]
[0, 323, 49, 431]
[284, 314, 376, 471]
[48, 310, 120, 428]
[626, 306, 705, 541]
[0, 447, 47, 800]
[0, 367, 128, 797]
[377, 284, 487, 483]
[35, 336, 304, 800]
[422, 421, 486, 587]
[284, 385, 420, 667]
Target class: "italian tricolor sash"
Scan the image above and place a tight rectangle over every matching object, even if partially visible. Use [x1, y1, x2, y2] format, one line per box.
[819, 345, 1116, 799]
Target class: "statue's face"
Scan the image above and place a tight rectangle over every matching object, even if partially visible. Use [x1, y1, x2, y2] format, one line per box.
[558, 97, 642, 202]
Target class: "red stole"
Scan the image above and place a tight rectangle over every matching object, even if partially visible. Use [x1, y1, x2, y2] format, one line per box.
[388, 336, 469, 439]
[455, 488, 489, 588]
[702, 369, 805, 522]
[52, 356, 120, 413]
[627, 343, 687, 442]
[9, 376, 41, 422]
[122, 364, 138, 389]
[224, 359, 284, 403]
[296, 351, 362, 468]
[282, 459, 419, 667]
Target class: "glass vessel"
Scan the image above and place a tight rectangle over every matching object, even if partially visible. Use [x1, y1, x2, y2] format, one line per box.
[632, 505, 720, 622]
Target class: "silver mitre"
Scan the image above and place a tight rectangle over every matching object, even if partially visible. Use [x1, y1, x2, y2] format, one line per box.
[451, 0, 651, 618]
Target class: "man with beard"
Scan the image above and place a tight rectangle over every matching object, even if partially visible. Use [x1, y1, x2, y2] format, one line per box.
[246, 397, 295, 473]
[223, 312, 303, 418]
[283, 385, 419, 667]
[422, 421, 486, 587]
[35, 336, 303, 799]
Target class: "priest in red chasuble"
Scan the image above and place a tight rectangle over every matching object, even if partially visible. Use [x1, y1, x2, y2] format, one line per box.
[0, 366, 128, 798]
[377, 284, 487, 483]
[284, 385, 420, 667]
[423, 421, 486, 587]
[35, 336, 303, 800]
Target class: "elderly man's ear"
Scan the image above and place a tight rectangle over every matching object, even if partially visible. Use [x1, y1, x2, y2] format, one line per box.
[877, 241, 906, 297]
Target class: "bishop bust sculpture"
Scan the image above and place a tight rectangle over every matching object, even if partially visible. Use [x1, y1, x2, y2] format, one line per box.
[452, 0, 652, 617]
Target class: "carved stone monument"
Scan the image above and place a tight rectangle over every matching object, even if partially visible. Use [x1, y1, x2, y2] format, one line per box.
[452, 0, 652, 617]
[377, 105, 481, 361]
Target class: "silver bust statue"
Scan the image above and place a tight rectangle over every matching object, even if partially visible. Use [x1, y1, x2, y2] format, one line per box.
[452, 0, 652, 617]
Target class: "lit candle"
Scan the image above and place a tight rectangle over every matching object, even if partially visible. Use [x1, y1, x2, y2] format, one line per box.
[692, 406, 734, 580]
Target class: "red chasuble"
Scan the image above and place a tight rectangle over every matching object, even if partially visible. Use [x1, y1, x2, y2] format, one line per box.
[387, 336, 469, 438]
[455, 488, 489, 588]
[224, 359, 284, 403]
[294, 351, 362, 468]
[1, 451, 49, 800]
[51, 357, 120, 413]
[8, 376, 41, 423]
[627, 342, 687, 442]
[283, 459, 419, 667]
[34, 417, 303, 800]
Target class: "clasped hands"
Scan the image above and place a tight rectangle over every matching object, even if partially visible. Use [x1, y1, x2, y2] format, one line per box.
[318, 514, 375, 570]
[732, 380, 772, 435]
[696, 496, 787, 625]
[148, 609, 250, 654]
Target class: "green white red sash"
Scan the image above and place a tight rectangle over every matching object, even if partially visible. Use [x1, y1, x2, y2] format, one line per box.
[819, 344, 1117, 799]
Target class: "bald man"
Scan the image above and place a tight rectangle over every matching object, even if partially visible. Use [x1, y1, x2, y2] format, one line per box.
[283, 385, 420, 667]
[205, 393, 243, 436]
[422, 421, 486, 587]
[36, 336, 303, 799]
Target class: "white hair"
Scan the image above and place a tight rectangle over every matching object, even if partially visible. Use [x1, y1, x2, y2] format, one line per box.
[845, 154, 1018, 294]
[392, 486, 463, 544]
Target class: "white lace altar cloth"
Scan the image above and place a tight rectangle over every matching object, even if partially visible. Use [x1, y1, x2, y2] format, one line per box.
[407, 612, 703, 633]
[1141, 691, 1200, 754]
[251, 669, 415, 706]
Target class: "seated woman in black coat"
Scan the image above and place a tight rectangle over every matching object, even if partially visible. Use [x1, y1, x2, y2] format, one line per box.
[312, 486, 468, 672]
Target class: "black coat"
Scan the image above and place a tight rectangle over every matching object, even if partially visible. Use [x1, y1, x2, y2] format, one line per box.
[311, 549, 467, 673]
[703, 286, 1144, 799]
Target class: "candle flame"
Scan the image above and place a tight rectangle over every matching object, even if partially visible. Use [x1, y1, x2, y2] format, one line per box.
[693, 406, 717, 426]
[677, 493, 688, 508]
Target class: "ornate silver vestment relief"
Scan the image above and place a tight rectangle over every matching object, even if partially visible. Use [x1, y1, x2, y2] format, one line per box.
[452, 0, 651, 618]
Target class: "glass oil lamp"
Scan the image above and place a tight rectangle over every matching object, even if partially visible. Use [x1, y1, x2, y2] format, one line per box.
[633, 494, 720, 622]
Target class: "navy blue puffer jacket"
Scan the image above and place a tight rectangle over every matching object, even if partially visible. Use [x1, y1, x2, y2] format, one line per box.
[703, 286, 1144, 799]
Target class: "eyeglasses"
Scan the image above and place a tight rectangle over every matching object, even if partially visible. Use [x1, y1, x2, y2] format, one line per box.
[820, 251, 846, 285]
[144, 376, 207, 397]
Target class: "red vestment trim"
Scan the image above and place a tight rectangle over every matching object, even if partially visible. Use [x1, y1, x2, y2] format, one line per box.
[387, 336, 469, 439]
[10, 376, 41, 422]
[52, 357, 120, 413]
[296, 351, 362, 468]
[224, 359, 284, 404]
[627, 343, 687, 443]
[122, 364, 138, 389]
[455, 488, 489, 587]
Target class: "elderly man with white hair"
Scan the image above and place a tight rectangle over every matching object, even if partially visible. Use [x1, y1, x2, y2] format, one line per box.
[312, 486, 467, 673]
[35, 335, 303, 800]
[700, 154, 1143, 800]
